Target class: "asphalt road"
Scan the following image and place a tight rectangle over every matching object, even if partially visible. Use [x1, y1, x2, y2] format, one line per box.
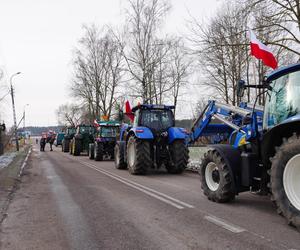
[0, 143, 299, 250]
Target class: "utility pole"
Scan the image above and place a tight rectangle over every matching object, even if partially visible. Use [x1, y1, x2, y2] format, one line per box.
[10, 72, 21, 151]
[23, 104, 29, 143]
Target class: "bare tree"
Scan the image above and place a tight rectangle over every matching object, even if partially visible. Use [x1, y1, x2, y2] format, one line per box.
[189, 3, 249, 105]
[247, 0, 300, 57]
[168, 38, 191, 115]
[123, 0, 171, 103]
[56, 104, 82, 126]
[188, 0, 297, 107]
[71, 25, 124, 121]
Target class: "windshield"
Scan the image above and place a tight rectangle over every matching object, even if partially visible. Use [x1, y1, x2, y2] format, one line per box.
[100, 126, 118, 137]
[140, 109, 174, 131]
[79, 126, 94, 134]
[264, 71, 300, 129]
[68, 128, 76, 134]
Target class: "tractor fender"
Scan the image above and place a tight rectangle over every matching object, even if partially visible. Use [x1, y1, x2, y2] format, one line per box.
[168, 127, 186, 144]
[119, 124, 132, 141]
[128, 127, 154, 140]
[208, 144, 244, 193]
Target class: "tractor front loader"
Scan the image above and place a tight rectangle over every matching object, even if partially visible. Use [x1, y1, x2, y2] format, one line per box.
[189, 63, 300, 229]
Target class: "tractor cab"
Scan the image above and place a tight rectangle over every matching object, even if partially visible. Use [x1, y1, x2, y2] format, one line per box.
[66, 126, 76, 137]
[77, 125, 95, 135]
[263, 63, 300, 129]
[132, 104, 175, 133]
[97, 121, 119, 138]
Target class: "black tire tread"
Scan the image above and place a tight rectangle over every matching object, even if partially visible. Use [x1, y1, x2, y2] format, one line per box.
[89, 143, 95, 160]
[115, 142, 127, 169]
[127, 136, 152, 175]
[200, 149, 235, 203]
[63, 139, 70, 152]
[270, 134, 300, 229]
[167, 140, 189, 174]
[73, 140, 81, 156]
[95, 142, 103, 161]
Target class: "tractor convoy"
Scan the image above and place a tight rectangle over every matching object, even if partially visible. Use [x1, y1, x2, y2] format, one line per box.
[57, 62, 300, 229]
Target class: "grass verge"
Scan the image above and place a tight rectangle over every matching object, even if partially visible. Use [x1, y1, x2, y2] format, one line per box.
[0, 146, 31, 223]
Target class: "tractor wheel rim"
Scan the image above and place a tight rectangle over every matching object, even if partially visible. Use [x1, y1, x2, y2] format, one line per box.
[283, 154, 300, 211]
[205, 162, 220, 191]
[128, 142, 135, 167]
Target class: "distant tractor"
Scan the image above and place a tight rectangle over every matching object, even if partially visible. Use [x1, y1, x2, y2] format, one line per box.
[114, 104, 189, 175]
[88, 121, 120, 161]
[55, 132, 65, 147]
[62, 126, 76, 153]
[70, 124, 95, 156]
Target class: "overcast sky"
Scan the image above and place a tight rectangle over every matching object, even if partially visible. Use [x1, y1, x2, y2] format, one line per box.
[0, 0, 221, 127]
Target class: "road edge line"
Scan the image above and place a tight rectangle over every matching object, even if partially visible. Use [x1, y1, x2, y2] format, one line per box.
[19, 147, 32, 177]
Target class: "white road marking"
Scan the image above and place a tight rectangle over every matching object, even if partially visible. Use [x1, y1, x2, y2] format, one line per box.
[74, 158, 194, 210]
[19, 148, 32, 177]
[204, 215, 246, 233]
[58, 154, 294, 249]
[81, 161, 185, 209]
[85, 161, 194, 208]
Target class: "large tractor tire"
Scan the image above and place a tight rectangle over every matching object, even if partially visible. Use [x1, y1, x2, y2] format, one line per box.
[200, 149, 236, 203]
[89, 143, 95, 160]
[94, 142, 103, 161]
[73, 140, 81, 156]
[127, 136, 152, 175]
[114, 141, 127, 169]
[270, 134, 300, 229]
[62, 139, 70, 153]
[166, 140, 189, 174]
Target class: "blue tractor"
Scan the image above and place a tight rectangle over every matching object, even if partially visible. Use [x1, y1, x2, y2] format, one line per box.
[189, 63, 300, 229]
[114, 104, 189, 175]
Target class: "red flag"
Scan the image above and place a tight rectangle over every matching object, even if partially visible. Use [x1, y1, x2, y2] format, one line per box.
[125, 100, 134, 122]
[249, 30, 278, 69]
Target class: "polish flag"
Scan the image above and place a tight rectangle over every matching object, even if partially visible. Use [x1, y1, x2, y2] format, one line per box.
[125, 100, 134, 122]
[249, 30, 278, 69]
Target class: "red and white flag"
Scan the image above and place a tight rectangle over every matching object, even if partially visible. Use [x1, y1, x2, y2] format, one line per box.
[249, 30, 278, 69]
[125, 100, 134, 122]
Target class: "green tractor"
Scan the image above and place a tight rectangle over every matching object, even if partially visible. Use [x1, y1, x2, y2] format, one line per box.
[61, 126, 76, 153]
[89, 120, 120, 161]
[70, 124, 96, 156]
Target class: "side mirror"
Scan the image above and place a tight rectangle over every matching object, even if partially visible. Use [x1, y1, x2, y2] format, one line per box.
[237, 80, 246, 98]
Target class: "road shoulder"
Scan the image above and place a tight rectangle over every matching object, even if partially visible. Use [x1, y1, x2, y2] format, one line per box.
[0, 147, 70, 250]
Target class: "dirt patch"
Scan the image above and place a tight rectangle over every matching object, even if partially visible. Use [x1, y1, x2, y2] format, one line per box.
[0, 146, 31, 224]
